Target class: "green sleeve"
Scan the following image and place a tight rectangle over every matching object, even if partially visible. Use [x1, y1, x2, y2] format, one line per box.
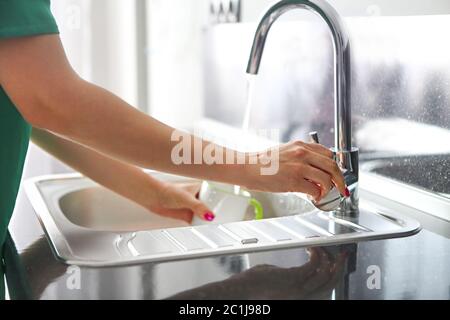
[0, 0, 59, 300]
[0, 0, 59, 39]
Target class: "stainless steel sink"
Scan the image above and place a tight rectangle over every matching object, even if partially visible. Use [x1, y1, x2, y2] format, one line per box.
[361, 154, 450, 222]
[362, 154, 450, 198]
[25, 171, 420, 267]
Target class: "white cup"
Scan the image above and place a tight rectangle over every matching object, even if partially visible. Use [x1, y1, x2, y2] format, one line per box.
[192, 181, 263, 226]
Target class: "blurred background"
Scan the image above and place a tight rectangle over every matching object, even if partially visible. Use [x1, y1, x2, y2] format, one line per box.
[23, 0, 450, 192]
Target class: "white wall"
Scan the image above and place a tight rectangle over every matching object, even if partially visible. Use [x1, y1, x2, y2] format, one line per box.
[146, 0, 209, 128]
[242, 0, 450, 21]
[51, 0, 138, 107]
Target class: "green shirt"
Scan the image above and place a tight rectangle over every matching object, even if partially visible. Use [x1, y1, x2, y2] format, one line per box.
[0, 0, 59, 299]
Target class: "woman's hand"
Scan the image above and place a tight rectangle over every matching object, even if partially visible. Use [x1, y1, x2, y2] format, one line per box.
[149, 182, 214, 223]
[244, 141, 349, 202]
[30, 128, 214, 224]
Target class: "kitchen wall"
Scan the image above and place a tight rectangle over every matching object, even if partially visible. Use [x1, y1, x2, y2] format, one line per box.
[241, 0, 450, 21]
[51, 0, 139, 107]
[50, 0, 210, 128]
[202, 14, 450, 155]
[146, 0, 209, 128]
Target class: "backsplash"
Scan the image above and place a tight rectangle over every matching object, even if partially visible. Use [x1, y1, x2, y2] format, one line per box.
[202, 14, 450, 155]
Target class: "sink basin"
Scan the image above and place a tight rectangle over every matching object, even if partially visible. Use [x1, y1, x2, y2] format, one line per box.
[59, 186, 191, 232]
[58, 180, 314, 233]
[25, 172, 420, 267]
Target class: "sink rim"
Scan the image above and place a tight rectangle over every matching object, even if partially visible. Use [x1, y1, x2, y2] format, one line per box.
[361, 155, 450, 198]
[24, 172, 422, 267]
[360, 171, 450, 223]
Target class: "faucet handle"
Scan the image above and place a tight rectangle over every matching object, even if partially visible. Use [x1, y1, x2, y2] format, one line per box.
[309, 131, 320, 144]
[309, 130, 350, 176]
[308, 131, 344, 212]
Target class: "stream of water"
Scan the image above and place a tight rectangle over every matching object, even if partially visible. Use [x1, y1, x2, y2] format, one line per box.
[234, 75, 257, 196]
[242, 74, 257, 132]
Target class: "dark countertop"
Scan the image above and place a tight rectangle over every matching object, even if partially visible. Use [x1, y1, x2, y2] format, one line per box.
[5, 147, 450, 299]
[7, 182, 450, 300]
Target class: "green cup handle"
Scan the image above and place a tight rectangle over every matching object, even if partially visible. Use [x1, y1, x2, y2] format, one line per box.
[249, 198, 264, 220]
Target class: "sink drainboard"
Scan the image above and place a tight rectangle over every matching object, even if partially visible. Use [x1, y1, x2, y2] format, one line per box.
[25, 173, 421, 267]
[120, 210, 413, 264]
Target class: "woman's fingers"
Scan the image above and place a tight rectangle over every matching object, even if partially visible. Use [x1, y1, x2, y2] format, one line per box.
[288, 141, 347, 197]
[176, 182, 202, 196]
[296, 178, 322, 200]
[302, 141, 334, 159]
[302, 165, 334, 200]
[157, 182, 215, 222]
[177, 183, 215, 221]
[150, 206, 193, 223]
[305, 153, 347, 196]
[186, 197, 216, 222]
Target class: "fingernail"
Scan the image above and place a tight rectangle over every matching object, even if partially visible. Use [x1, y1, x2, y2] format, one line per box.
[204, 212, 215, 221]
[344, 187, 351, 198]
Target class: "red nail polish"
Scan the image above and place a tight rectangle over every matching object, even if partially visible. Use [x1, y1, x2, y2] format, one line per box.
[344, 187, 350, 198]
[204, 212, 215, 221]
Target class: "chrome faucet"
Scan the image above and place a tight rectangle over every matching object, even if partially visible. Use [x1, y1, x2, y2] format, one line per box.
[246, 0, 359, 216]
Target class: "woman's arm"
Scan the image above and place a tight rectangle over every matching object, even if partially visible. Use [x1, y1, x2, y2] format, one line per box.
[0, 34, 347, 200]
[31, 128, 212, 222]
[0, 35, 248, 184]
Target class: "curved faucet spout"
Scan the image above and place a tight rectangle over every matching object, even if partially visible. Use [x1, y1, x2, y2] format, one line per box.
[246, 0, 358, 215]
[246, 0, 352, 152]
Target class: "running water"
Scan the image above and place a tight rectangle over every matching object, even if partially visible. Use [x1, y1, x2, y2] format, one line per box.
[242, 74, 257, 131]
[234, 74, 257, 196]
